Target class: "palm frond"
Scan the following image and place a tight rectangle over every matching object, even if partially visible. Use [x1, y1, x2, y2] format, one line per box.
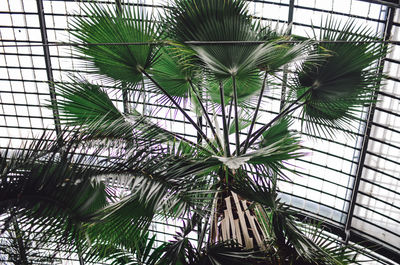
[166, 0, 262, 78]
[165, 0, 251, 44]
[207, 70, 262, 104]
[299, 221, 361, 264]
[230, 171, 276, 209]
[215, 118, 303, 174]
[103, 150, 221, 218]
[70, 2, 159, 85]
[292, 18, 387, 137]
[158, 214, 200, 265]
[215, 134, 302, 175]
[1, 130, 173, 257]
[150, 46, 200, 98]
[55, 79, 121, 127]
[55, 79, 197, 149]
[76, 147, 221, 255]
[84, 231, 165, 265]
[229, 171, 360, 264]
[228, 108, 253, 135]
[198, 242, 266, 265]
[159, 212, 264, 265]
[0, 133, 111, 253]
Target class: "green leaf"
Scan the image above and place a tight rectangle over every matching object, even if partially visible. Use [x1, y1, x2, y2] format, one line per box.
[230, 171, 276, 209]
[0, 133, 111, 252]
[228, 110, 253, 135]
[55, 79, 181, 145]
[260, 118, 292, 148]
[293, 18, 386, 136]
[165, 0, 251, 44]
[150, 46, 196, 97]
[214, 129, 302, 175]
[70, 3, 159, 84]
[166, 0, 263, 78]
[0, 218, 61, 264]
[56, 80, 121, 126]
[243, 119, 303, 174]
[208, 70, 262, 103]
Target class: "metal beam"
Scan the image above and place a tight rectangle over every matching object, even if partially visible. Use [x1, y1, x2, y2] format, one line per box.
[279, 0, 294, 110]
[344, 6, 396, 243]
[358, 0, 400, 8]
[115, 0, 130, 114]
[293, 211, 400, 264]
[3, 40, 400, 48]
[36, 0, 62, 138]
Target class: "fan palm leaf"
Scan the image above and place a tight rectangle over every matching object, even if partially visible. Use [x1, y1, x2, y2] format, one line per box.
[166, 0, 308, 81]
[70, 2, 159, 85]
[293, 18, 386, 136]
[150, 46, 200, 98]
[207, 71, 262, 104]
[55, 79, 211, 154]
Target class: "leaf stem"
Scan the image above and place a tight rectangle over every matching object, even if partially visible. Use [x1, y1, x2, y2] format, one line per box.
[241, 88, 310, 154]
[227, 97, 233, 129]
[189, 81, 223, 153]
[219, 81, 231, 157]
[242, 72, 268, 155]
[142, 71, 219, 154]
[232, 76, 240, 155]
[162, 126, 212, 155]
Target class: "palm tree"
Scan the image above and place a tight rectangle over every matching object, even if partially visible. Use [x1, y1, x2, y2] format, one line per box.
[0, 0, 386, 264]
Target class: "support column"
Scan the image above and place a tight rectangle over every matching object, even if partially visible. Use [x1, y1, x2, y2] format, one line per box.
[36, 0, 62, 138]
[344, 6, 396, 244]
[280, 0, 295, 110]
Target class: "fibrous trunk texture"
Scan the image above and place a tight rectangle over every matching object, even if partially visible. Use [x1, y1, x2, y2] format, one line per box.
[211, 190, 266, 250]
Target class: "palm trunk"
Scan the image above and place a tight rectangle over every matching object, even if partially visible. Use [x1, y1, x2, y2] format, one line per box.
[223, 191, 265, 249]
[210, 174, 266, 250]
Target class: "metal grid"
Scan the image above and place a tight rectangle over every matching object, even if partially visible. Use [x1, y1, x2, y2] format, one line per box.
[0, 0, 399, 264]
